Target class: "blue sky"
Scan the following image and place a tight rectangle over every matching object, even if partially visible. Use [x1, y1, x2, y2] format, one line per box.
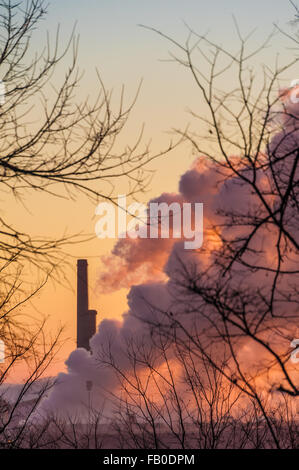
[42, 0, 296, 122]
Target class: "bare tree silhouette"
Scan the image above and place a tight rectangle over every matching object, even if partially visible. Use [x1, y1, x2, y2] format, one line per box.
[0, 0, 174, 448]
[100, 329, 298, 449]
[0, 0, 175, 278]
[125, 23, 299, 449]
[2, 2, 299, 451]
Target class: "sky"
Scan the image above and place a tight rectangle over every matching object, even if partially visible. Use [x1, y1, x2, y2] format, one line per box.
[6, 0, 298, 380]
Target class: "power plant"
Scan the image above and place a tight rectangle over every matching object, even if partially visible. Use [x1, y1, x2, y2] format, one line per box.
[76, 259, 97, 351]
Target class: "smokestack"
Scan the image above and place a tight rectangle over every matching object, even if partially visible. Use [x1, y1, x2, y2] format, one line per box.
[77, 259, 97, 350]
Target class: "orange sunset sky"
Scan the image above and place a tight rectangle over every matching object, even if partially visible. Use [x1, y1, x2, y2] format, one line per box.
[6, 0, 296, 380]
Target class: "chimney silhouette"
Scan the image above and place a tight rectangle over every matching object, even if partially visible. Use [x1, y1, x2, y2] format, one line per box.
[77, 259, 97, 350]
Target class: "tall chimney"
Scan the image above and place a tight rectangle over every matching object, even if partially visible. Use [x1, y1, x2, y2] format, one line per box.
[77, 259, 97, 350]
